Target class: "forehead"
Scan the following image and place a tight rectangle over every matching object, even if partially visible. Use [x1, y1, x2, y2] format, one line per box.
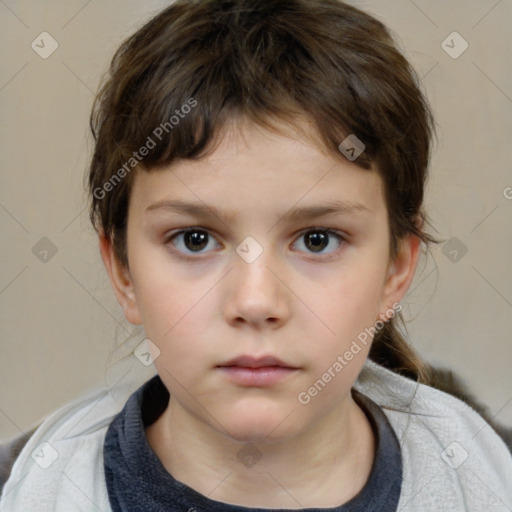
[130, 118, 386, 221]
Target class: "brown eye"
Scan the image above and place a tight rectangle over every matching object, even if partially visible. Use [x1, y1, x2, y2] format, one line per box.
[183, 230, 209, 251]
[168, 229, 219, 254]
[304, 231, 329, 252]
[294, 229, 345, 257]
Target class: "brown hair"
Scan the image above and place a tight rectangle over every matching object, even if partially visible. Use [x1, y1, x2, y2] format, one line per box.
[88, 0, 437, 384]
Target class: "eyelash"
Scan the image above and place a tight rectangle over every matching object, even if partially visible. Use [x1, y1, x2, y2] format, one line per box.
[164, 227, 348, 261]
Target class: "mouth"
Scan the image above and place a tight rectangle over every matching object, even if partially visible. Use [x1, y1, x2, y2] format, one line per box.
[216, 355, 300, 387]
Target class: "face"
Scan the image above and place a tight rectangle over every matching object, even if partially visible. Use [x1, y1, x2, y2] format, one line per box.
[103, 118, 418, 443]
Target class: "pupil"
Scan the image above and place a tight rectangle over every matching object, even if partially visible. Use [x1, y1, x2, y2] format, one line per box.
[185, 231, 208, 251]
[306, 231, 327, 252]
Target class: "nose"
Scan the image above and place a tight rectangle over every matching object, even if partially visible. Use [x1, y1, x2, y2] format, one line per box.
[222, 248, 290, 329]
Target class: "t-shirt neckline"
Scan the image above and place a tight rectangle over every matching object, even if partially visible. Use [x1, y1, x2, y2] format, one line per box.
[104, 374, 402, 511]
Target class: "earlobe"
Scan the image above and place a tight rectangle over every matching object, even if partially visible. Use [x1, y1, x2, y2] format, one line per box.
[98, 231, 142, 325]
[380, 235, 421, 315]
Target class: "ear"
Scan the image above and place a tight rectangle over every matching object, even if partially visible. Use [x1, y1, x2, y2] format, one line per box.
[379, 234, 421, 317]
[98, 231, 142, 325]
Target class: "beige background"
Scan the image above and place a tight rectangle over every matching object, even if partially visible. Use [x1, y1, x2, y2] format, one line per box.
[1, 0, 511, 441]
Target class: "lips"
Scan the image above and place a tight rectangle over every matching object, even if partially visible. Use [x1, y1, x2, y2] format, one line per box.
[216, 355, 300, 387]
[217, 354, 298, 369]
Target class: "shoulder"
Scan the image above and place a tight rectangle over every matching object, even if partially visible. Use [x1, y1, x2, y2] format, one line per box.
[355, 359, 512, 511]
[0, 380, 136, 512]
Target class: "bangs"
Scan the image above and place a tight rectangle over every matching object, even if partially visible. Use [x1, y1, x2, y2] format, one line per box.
[89, 0, 433, 265]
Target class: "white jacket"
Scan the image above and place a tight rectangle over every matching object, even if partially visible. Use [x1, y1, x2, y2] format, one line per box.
[1, 359, 511, 511]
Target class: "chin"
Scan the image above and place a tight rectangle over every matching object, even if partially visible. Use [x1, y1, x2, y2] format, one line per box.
[218, 405, 302, 444]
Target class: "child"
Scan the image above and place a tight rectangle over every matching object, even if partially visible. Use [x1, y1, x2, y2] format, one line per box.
[1, 0, 511, 510]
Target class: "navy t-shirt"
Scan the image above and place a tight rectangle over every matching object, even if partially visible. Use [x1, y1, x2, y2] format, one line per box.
[104, 375, 402, 511]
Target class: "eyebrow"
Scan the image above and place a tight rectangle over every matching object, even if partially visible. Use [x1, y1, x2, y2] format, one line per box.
[145, 199, 372, 224]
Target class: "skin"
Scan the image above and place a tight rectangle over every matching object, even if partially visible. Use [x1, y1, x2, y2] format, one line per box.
[100, 117, 420, 508]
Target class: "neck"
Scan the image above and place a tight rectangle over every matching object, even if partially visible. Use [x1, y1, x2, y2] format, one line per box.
[146, 391, 375, 509]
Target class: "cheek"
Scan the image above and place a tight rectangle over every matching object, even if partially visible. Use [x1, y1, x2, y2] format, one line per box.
[129, 264, 210, 366]
[298, 259, 387, 374]
[139, 285, 210, 355]
[129, 242, 203, 330]
[313, 260, 386, 335]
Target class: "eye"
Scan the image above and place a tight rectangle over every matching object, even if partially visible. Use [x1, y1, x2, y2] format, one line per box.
[166, 228, 220, 255]
[293, 228, 345, 257]
[165, 227, 346, 259]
